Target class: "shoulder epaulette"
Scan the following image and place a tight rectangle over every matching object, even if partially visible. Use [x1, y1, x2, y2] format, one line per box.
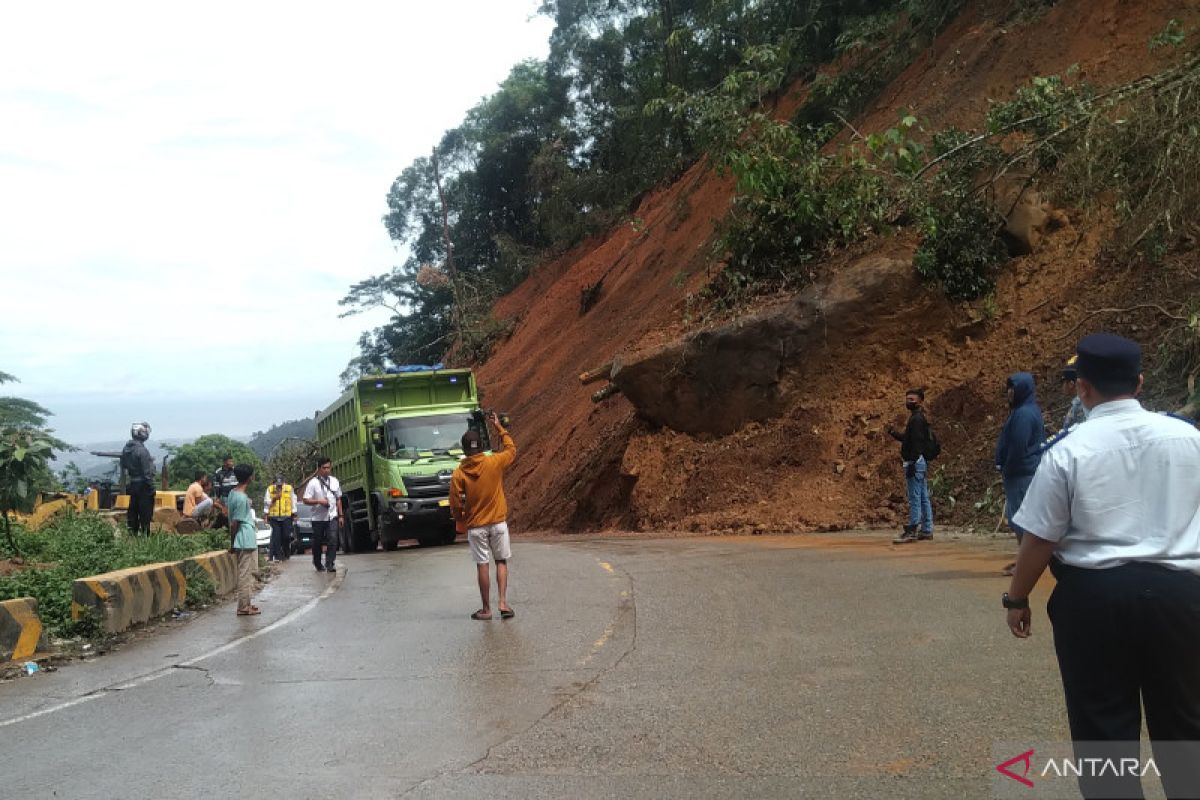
[1041, 426, 1074, 453]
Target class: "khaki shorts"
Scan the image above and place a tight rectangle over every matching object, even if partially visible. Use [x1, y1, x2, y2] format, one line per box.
[468, 521, 511, 564]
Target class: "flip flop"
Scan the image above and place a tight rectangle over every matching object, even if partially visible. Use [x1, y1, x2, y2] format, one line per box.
[470, 610, 492, 620]
[500, 608, 515, 619]
[236, 608, 261, 616]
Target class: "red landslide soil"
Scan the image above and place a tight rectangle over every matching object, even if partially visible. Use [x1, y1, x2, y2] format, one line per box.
[478, 0, 1200, 536]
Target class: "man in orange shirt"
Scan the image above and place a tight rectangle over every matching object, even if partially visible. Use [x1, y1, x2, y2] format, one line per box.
[182, 471, 215, 525]
[450, 412, 516, 621]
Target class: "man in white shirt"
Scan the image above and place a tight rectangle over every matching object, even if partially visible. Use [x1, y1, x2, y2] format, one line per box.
[1004, 333, 1200, 799]
[302, 457, 343, 573]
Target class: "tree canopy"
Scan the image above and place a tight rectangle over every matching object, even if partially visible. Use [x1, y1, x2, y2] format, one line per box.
[164, 434, 265, 498]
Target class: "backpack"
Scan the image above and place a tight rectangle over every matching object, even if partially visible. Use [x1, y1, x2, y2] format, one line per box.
[925, 429, 942, 461]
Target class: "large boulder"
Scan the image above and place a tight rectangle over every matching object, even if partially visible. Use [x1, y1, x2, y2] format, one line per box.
[612, 254, 931, 435]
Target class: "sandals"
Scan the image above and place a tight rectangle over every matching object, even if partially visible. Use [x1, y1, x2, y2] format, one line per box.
[237, 606, 261, 616]
[470, 610, 492, 620]
[500, 608, 515, 619]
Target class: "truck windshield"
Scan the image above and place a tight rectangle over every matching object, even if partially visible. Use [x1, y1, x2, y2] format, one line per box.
[380, 414, 474, 459]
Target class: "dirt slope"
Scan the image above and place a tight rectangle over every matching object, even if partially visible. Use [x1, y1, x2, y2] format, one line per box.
[478, 0, 1200, 534]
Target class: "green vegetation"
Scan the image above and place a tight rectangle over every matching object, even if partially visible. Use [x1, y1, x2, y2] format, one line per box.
[163, 434, 265, 498]
[0, 372, 70, 558]
[0, 513, 227, 636]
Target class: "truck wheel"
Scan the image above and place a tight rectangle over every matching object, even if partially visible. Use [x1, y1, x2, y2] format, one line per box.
[441, 528, 459, 546]
[381, 538, 399, 551]
[416, 533, 440, 547]
[351, 526, 376, 553]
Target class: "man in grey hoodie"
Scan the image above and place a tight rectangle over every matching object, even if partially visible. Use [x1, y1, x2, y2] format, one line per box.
[995, 373, 1045, 574]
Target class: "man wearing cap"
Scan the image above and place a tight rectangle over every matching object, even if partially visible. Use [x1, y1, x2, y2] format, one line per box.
[1060, 356, 1088, 431]
[449, 412, 517, 621]
[1004, 333, 1200, 799]
[263, 475, 297, 563]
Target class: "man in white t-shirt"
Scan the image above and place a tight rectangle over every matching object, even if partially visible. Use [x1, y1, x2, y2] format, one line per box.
[302, 457, 343, 573]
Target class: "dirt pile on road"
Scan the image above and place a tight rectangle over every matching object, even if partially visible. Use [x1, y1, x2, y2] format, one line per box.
[477, 0, 1200, 534]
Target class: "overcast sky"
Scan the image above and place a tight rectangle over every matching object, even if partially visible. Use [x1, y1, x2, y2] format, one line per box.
[0, 1, 553, 445]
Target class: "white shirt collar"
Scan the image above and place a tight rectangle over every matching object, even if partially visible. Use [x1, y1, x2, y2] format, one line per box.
[1084, 398, 1142, 419]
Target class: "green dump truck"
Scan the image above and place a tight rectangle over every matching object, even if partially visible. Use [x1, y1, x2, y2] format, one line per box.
[315, 368, 490, 552]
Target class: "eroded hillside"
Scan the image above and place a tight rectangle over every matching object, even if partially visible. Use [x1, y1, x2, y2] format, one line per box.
[478, 0, 1200, 534]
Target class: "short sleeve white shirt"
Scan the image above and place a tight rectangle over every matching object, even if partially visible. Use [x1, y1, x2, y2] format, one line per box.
[1013, 399, 1200, 570]
[304, 475, 342, 522]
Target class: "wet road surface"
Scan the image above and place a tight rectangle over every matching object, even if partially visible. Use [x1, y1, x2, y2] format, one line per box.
[0, 532, 1082, 798]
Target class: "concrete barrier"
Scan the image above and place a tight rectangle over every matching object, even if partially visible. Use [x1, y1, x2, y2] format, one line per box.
[71, 560, 188, 633]
[0, 597, 48, 661]
[181, 550, 238, 596]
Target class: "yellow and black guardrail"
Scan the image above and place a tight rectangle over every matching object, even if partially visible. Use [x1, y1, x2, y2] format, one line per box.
[1, 597, 48, 661]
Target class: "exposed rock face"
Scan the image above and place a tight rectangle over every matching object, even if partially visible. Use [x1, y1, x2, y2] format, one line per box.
[996, 182, 1068, 256]
[613, 254, 929, 435]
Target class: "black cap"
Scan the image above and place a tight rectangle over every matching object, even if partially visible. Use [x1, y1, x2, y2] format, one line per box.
[1076, 333, 1141, 389]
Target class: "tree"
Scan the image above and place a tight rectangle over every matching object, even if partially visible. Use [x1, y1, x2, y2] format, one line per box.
[58, 461, 88, 493]
[163, 434, 265, 498]
[0, 370, 56, 430]
[0, 430, 60, 560]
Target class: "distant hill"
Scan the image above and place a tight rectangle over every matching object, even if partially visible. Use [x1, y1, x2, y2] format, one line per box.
[247, 418, 317, 459]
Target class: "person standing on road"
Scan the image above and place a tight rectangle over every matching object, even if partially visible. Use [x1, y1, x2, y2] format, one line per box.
[263, 474, 296, 563]
[120, 422, 156, 537]
[1004, 333, 1200, 799]
[995, 373, 1045, 575]
[226, 464, 261, 616]
[302, 457, 342, 573]
[450, 412, 517, 621]
[886, 388, 934, 544]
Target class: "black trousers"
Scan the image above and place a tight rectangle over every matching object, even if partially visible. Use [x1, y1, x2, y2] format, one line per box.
[268, 516, 293, 561]
[1049, 560, 1200, 799]
[311, 520, 336, 569]
[126, 481, 155, 536]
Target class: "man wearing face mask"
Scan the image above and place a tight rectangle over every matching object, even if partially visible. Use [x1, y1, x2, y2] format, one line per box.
[1003, 333, 1200, 799]
[886, 388, 934, 544]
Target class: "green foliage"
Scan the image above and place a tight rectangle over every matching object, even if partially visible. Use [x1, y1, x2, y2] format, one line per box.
[0, 421, 70, 557]
[182, 561, 216, 607]
[913, 196, 1008, 301]
[0, 372, 59, 432]
[163, 434, 264, 497]
[0, 513, 226, 636]
[717, 119, 889, 284]
[1150, 20, 1187, 51]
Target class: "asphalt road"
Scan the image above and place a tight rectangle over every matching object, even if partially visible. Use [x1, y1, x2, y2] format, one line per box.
[0, 532, 1100, 798]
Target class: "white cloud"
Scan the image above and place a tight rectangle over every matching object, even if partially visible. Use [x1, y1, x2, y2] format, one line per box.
[0, 0, 553, 442]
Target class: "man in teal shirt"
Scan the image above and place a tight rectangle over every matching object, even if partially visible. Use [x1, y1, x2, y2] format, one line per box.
[226, 464, 260, 616]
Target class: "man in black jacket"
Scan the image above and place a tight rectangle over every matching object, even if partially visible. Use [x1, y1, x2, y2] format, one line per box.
[121, 422, 156, 536]
[886, 388, 934, 544]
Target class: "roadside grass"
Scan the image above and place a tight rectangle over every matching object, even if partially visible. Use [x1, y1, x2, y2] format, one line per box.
[0, 512, 228, 637]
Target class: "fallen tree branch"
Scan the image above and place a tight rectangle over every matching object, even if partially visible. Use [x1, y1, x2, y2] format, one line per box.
[1056, 304, 1187, 341]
